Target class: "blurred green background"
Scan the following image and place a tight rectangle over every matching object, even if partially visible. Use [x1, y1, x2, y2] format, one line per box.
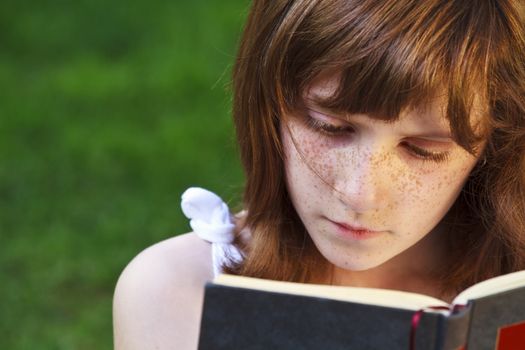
[0, 0, 247, 348]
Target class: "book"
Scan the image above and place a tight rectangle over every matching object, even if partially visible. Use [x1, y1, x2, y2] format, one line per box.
[197, 270, 525, 350]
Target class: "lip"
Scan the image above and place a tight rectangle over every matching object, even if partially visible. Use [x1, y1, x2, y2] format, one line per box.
[328, 219, 384, 240]
[334, 221, 377, 231]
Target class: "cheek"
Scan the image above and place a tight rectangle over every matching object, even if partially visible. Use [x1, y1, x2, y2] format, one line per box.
[283, 122, 338, 182]
[392, 155, 477, 232]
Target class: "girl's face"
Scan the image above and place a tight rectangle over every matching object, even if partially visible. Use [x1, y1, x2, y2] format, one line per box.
[282, 77, 483, 272]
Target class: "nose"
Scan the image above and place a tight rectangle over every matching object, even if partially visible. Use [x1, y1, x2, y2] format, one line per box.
[334, 145, 389, 213]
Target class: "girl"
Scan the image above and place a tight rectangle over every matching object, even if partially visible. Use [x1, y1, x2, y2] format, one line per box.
[113, 0, 525, 349]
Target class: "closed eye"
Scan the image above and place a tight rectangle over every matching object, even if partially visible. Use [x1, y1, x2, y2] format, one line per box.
[401, 142, 450, 162]
[304, 113, 354, 135]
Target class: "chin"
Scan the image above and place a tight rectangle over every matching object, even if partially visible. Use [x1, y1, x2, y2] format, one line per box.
[324, 252, 390, 272]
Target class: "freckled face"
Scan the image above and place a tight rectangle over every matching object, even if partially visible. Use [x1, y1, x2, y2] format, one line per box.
[282, 80, 483, 272]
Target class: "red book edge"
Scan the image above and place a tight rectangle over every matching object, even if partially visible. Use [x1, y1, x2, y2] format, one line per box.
[495, 319, 525, 350]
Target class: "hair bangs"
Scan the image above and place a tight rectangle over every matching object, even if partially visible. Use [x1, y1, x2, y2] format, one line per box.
[266, 0, 500, 154]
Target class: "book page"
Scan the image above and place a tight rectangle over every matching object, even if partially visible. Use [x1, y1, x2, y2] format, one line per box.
[453, 270, 525, 305]
[214, 274, 449, 311]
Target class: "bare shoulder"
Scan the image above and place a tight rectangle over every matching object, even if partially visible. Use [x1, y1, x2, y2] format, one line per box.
[113, 232, 213, 350]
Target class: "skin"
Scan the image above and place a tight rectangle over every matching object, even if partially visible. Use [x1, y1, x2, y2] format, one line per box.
[113, 233, 214, 350]
[282, 77, 484, 297]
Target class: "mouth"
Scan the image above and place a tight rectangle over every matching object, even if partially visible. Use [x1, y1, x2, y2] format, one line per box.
[327, 219, 384, 240]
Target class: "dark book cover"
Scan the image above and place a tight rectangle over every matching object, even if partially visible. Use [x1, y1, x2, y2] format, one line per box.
[197, 284, 470, 350]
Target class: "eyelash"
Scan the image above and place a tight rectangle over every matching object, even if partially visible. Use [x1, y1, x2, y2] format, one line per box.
[303, 115, 451, 163]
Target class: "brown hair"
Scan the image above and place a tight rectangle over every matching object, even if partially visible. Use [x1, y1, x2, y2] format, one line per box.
[226, 0, 525, 293]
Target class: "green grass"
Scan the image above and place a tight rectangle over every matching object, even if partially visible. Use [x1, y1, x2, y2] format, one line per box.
[0, 1, 248, 348]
